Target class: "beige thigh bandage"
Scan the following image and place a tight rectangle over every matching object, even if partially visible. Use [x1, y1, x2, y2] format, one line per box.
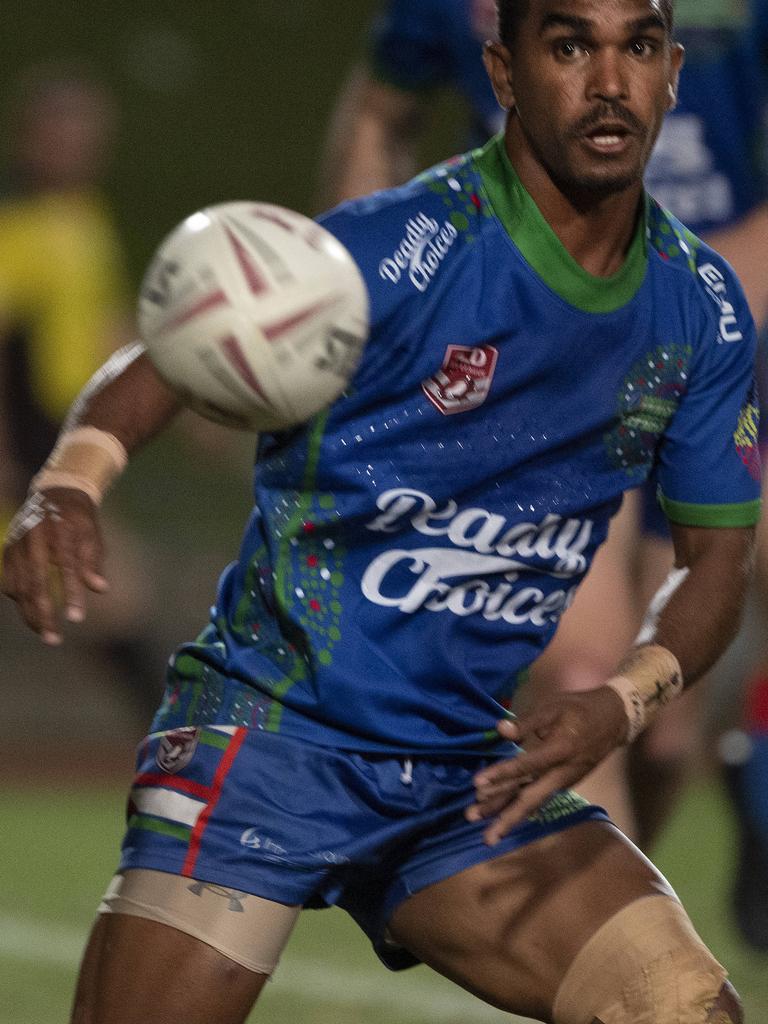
[553, 894, 728, 1024]
[99, 870, 300, 975]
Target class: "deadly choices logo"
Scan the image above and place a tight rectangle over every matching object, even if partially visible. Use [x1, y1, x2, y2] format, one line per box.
[379, 212, 458, 293]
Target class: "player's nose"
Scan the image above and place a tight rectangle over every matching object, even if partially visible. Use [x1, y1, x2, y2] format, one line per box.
[586, 48, 629, 102]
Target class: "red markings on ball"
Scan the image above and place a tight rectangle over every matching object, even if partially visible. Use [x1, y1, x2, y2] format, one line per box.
[262, 296, 338, 342]
[220, 335, 272, 404]
[224, 227, 270, 295]
[164, 290, 229, 332]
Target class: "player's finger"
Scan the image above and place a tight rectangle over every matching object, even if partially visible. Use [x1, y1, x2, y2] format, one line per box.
[72, 514, 108, 593]
[465, 783, 526, 822]
[16, 529, 62, 644]
[473, 736, 571, 795]
[482, 769, 572, 845]
[48, 514, 88, 622]
[511, 705, 563, 744]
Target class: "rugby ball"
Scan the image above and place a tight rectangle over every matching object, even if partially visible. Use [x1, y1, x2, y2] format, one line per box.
[138, 201, 369, 431]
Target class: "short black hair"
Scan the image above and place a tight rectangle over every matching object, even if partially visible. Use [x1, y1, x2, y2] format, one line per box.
[495, 0, 674, 50]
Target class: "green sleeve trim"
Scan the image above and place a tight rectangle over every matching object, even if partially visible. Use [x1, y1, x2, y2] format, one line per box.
[658, 494, 762, 527]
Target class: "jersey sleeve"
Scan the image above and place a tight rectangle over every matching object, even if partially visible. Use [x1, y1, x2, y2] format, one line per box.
[656, 260, 762, 527]
[367, 0, 454, 93]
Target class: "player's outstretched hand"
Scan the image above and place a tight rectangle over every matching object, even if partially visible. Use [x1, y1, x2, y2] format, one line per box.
[466, 688, 628, 845]
[1, 488, 108, 645]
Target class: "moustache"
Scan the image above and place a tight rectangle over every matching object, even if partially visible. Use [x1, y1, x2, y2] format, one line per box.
[571, 103, 645, 136]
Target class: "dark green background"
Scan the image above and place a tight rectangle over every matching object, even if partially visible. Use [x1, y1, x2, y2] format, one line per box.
[0, 2, 467, 587]
[1, 2, 380, 281]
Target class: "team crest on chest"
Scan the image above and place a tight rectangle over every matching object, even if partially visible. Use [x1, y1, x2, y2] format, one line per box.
[156, 727, 200, 774]
[422, 344, 498, 415]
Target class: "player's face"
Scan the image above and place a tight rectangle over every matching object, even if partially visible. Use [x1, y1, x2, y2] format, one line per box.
[485, 0, 683, 197]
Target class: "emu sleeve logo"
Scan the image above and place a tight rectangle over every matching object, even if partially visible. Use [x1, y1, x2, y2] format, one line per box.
[698, 263, 744, 343]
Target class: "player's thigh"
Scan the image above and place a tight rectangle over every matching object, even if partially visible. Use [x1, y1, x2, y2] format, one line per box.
[72, 911, 270, 1024]
[388, 819, 671, 1021]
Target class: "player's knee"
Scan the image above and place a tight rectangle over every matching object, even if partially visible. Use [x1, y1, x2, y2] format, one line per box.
[553, 895, 730, 1024]
[706, 980, 744, 1023]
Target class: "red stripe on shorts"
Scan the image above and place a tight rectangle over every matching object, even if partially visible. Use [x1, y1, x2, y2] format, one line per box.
[133, 772, 211, 802]
[182, 727, 248, 876]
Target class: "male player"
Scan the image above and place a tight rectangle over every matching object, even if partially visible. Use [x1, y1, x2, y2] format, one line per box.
[1, 2, 759, 1022]
[323, 0, 768, 865]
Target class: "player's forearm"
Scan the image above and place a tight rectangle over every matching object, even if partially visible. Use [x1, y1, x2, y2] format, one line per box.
[61, 342, 181, 456]
[318, 68, 425, 206]
[24, 344, 182, 507]
[602, 526, 755, 744]
[637, 526, 755, 687]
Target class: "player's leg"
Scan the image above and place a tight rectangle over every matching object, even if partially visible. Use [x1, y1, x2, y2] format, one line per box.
[388, 820, 738, 1023]
[71, 871, 299, 1024]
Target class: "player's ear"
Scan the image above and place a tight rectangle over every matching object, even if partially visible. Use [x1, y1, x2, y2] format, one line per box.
[483, 42, 516, 111]
[666, 42, 685, 110]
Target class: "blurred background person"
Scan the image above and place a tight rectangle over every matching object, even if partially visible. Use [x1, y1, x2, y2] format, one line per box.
[319, 0, 502, 204]
[0, 65, 163, 726]
[321, 0, 768, 950]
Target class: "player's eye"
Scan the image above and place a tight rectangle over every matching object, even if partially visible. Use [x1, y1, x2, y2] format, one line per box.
[629, 38, 658, 57]
[555, 39, 589, 60]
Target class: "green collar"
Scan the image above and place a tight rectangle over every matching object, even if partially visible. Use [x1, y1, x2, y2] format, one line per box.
[474, 134, 648, 314]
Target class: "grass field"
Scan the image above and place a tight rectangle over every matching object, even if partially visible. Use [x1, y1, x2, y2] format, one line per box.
[2, 773, 767, 1023]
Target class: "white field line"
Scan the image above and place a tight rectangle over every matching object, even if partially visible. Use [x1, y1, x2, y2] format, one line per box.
[0, 914, 521, 1022]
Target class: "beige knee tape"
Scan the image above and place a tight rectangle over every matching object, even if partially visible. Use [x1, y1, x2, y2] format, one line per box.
[553, 894, 728, 1024]
[99, 870, 300, 975]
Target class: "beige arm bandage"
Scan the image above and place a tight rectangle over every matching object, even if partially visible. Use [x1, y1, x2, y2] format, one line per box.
[31, 426, 128, 506]
[605, 643, 684, 744]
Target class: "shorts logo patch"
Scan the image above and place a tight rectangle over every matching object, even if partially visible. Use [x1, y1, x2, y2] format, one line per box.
[240, 828, 288, 861]
[422, 344, 498, 414]
[156, 727, 200, 774]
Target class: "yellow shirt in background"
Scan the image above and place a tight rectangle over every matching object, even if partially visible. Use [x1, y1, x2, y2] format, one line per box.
[0, 189, 128, 421]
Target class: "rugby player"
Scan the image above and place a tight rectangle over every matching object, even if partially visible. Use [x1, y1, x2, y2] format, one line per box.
[322, 0, 768, 886]
[2, 2, 758, 1021]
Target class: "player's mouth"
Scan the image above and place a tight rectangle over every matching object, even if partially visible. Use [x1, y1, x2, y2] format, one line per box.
[581, 122, 635, 156]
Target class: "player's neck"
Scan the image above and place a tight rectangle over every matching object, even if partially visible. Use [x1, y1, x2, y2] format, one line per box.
[504, 132, 644, 279]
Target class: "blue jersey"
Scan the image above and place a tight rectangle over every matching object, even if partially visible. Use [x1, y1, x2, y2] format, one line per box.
[155, 136, 761, 757]
[645, 1, 768, 234]
[368, 0, 504, 143]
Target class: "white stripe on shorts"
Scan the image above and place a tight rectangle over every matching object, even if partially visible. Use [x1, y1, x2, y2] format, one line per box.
[132, 787, 207, 828]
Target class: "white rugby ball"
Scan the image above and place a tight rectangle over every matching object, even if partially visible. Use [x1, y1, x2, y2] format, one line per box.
[138, 201, 369, 431]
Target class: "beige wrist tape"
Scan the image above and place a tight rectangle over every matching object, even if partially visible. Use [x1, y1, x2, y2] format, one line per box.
[31, 426, 128, 506]
[605, 644, 684, 743]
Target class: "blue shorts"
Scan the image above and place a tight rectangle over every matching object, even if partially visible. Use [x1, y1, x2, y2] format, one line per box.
[119, 726, 608, 968]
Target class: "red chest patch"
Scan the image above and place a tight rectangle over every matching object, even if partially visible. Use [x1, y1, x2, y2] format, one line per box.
[422, 344, 498, 415]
